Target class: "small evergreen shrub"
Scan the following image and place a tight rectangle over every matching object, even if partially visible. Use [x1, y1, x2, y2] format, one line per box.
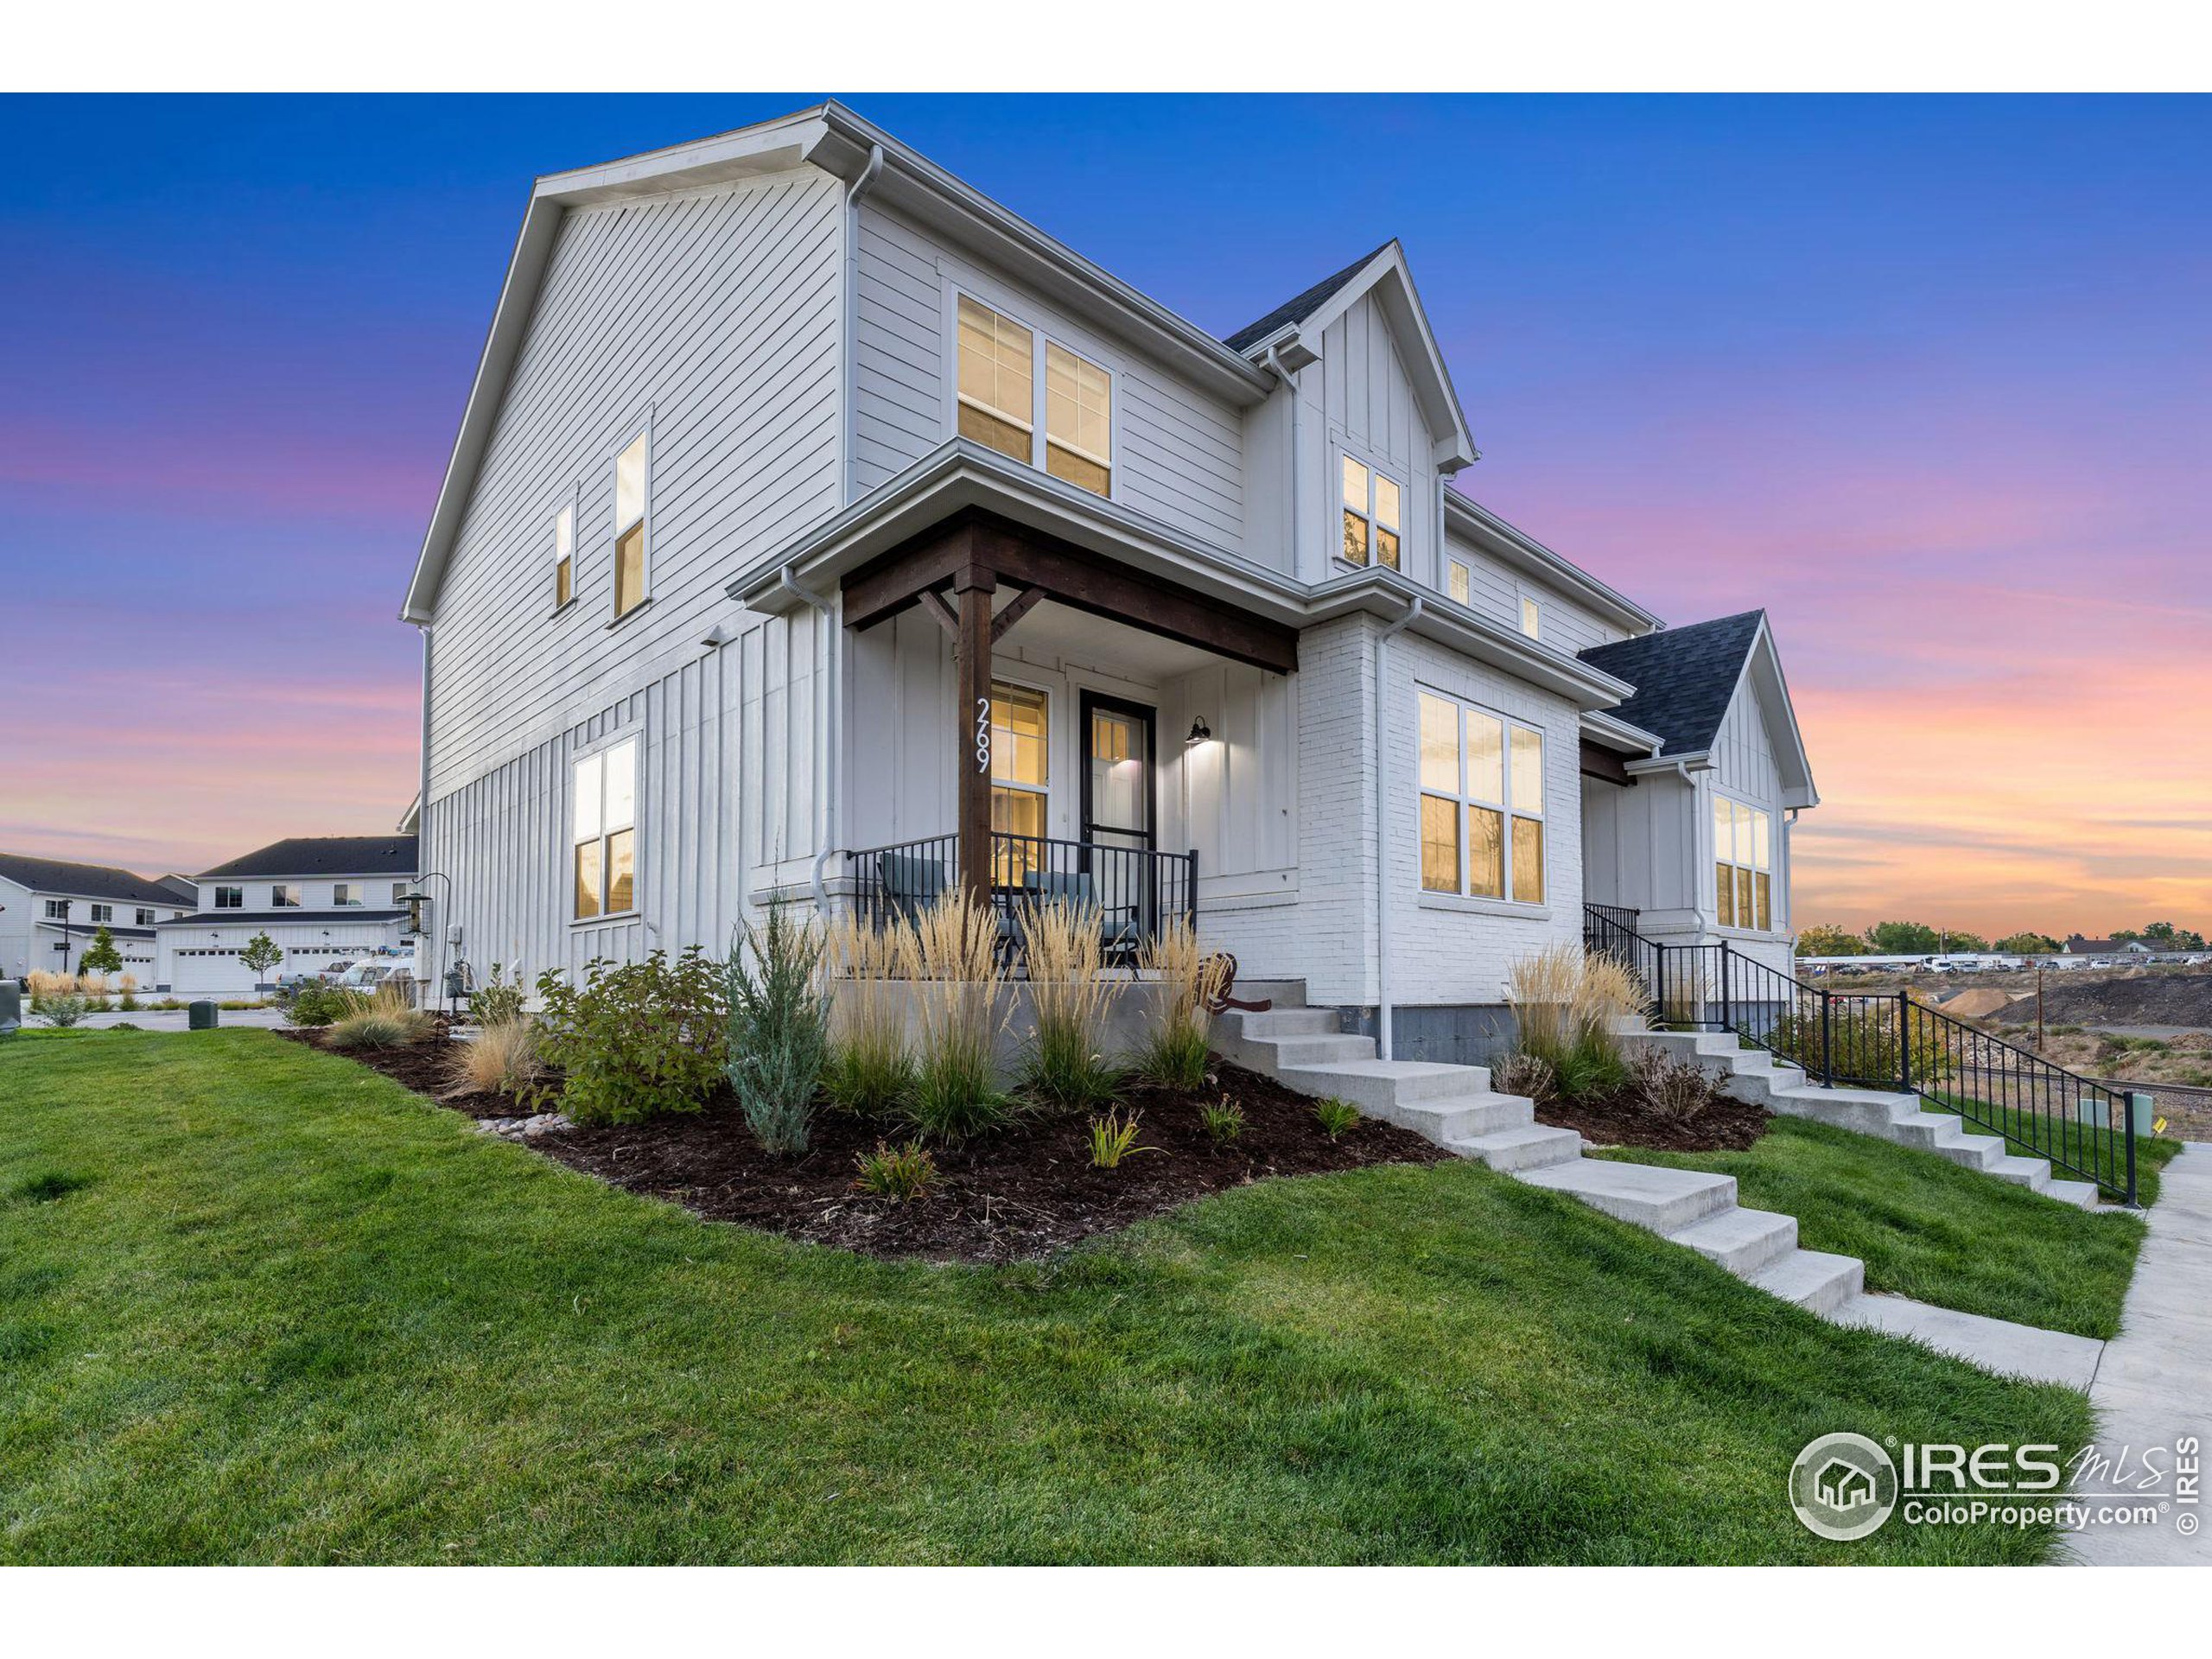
[283, 983, 352, 1028]
[32, 995, 88, 1029]
[533, 948, 728, 1127]
[726, 907, 831, 1156]
[118, 992, 140, 1013]
[1313, 1097, 1361, 1141]
[852, 1141, 937, 1201]
[326, 1010, 419, 1050]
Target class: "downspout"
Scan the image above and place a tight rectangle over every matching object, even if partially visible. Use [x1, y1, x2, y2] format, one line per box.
[415, 622, 437, 993]
[782, 568, 840, 914]
[1373, 594, 1424, 1059]
[1262, 345, 1299, 573]
[841, 143, 885, 505]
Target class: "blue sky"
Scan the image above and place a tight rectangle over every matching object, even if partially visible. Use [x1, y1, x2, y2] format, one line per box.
[2, 94, 2205, 931]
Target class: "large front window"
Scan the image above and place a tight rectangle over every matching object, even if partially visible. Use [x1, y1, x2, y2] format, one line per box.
[573, 738, 639, 920]
[957, 296, 1113, 497]
[1418, 690, 1544, 903]
[1714, 794, 1772, 931]
[990, 682, 1049, 883]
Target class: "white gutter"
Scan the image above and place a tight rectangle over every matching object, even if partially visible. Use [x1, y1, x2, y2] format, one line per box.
[1373, 594, 1424, 1060]
[1262, 345, 1300, 579]
[780, 568, 841, 914]
[841, 143, 884, 505]
[415, 623, 437, 990]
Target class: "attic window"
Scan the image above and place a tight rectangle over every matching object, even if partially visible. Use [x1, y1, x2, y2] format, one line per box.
[554, 502, 574, 610]
[1341, 455, 1402, 570]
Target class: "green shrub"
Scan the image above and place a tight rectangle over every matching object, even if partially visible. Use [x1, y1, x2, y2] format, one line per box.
[1505, 944, 1647, 1103]
[118, 993, 140, 1013]
[326, 1011, 420, 1050]
[32, 995, 88, 1029]
[533, 948, 728, 1127]
[1016, 900, 1122, 1112]
[852, 1140, 937, 1201]
[725, 907, 830, 1156]
[106, 1021, 143, 1033]
[1088, 1109, 1154, 1169]
[1131, 921, 1222, 1093]
[469, 963, 528, 1029]
[283, 983, 352, 1028]
[1313, 1097, 1361, 1141]
[1199, 1096, 1244, 1146]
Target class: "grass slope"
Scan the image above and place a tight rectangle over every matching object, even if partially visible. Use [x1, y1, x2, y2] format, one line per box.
[1599, 1116, 2146, 1338]
[0, 1031, 2090, 1564]
[1946, 1099, 2183, 1207]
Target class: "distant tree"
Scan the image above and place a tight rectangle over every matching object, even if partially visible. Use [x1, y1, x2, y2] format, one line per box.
[2112, 928, 2141, 943]
[1944, 930, 1991, 953]
[1795, 925, 1866, 957]
[239, 931, 284, 987]
[1863, 921, 1940, 955]
[79, 925, 124, 979]
[2137, 922, 2207, 950]
[1994, 931, 2062, 956]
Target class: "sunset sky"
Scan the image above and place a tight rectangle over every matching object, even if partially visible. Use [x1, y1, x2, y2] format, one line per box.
[2, 94, 2204, 938]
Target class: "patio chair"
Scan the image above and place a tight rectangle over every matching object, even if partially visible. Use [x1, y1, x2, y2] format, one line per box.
[1019, 868, 1144, 973]
[874, 849, 947, 928]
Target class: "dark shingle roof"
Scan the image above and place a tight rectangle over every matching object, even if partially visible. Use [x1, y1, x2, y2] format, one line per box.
[196, 836, 418, 880]
[1224, 241, 1395, 353]
[1578, 612, 1765, 759]
[0, 852, 185, 907]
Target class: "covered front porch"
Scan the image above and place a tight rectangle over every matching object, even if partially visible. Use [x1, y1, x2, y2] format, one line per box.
[830, 508, 1300, 957]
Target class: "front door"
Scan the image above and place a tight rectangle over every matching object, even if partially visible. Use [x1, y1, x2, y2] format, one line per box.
[1080, 692, 1157, 930]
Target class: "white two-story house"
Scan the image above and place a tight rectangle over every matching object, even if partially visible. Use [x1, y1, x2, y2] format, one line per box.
[400, 103, 1816, 1063]
[0, 853, 193, 985]
[153, 835, 419, 994]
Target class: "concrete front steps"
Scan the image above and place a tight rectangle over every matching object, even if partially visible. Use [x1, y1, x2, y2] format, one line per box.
[1613, 1025, 2104, 1211]
[1211, 999, 2106, 1387]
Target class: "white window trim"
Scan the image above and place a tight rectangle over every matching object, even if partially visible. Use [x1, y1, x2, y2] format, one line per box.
[1415, 685, 1547, 906]
[270, 884, 301, 909]
[1711, 786, 1778, 935]
[569, 728, 645, 925]
[1516, 588, 1543, 642]
[1335, 442, 1408, 572]
[1445, 556, 1472, 607]
[945, 287, 1120, 502]
[608, 416, 653, 626]
[90, 904, 113, 924]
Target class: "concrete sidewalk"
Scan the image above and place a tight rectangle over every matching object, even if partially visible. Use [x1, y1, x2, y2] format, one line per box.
[2068, 1141, 2212, 1566]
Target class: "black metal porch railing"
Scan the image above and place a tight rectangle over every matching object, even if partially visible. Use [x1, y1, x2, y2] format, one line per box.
[1584, 903, 2139, 1204]
[843, 831, 1198, 960]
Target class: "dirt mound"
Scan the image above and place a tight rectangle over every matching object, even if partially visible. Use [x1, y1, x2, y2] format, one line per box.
[1991, 971, 2212, 1032]
[1938, 988, 2019, 1020]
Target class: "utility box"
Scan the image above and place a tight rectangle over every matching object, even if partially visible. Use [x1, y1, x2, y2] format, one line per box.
[2129, 1092, 2157, 1138]
[0, 982, 20, 1036]
[188, 1000, 219, 1031]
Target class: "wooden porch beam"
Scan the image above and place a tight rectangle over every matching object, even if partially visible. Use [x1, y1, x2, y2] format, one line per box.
[989, 583, 1048, 643]
[916, 588, 959, 639]
[954, 569, 996, 905]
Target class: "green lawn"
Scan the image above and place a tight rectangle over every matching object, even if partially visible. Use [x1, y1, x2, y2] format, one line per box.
[1597, 1116, 2148, 1338]
[0, 1030, 2092, 1564]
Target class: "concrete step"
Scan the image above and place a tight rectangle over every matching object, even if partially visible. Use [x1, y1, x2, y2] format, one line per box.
[1255, 1033, 1378, 1068]
[1926, 1129, 2006, 1172]
[1230, 1007, 1341, 1039]
[1354, 1090, 1536, 1146]
[1987, 1153, 2054, 1191]
[1669, 1205, 1799, 1277]
[1515, 1158, 1738, 1233]
[2043, 1177, 2103, 1211]
[1451, 1122, 1583, 1173]
[1749, 1249, 1865, 1317]
[1276, 1058, 1496, 1114]
[1230, 978, 1306, 1009]
[1837, 1294, 2103, 1390]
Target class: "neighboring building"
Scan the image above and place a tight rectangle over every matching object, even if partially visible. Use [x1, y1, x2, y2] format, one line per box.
[154, 836, 419, 994]
[0, 852, 193, 984]
[2063, 935, 2153, 957]
[401, 103, 1819, 1062]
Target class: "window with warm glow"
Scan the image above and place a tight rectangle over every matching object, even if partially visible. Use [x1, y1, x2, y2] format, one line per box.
[989, 683, 1049, 880]
[1447, 560, 1471, 604]
[1417, 689, 1544, 903]
[957, 296, 1035, 463]
[574, 737, 639, 919]
[1341, 455, 1403, 569]
[1519, 594, 1542, 640]
[1045, 341, 1112, 494]
[613, 433, 648, 619]
[1713, 793, 1772, 930]
[554, 501, 574, 609]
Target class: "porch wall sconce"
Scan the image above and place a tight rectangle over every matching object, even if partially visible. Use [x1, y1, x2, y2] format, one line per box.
[1185, 716, 1214, 746]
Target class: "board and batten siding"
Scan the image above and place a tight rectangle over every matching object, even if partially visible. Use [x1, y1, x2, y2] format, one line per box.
[851, 202, 1246, 550]
[422, 613, 824, 988]
[425, 169, 844, 804]
[1440, 523, 1627, 656]
[1706, 676, 1793, 953]
[1287, 291, 1439, 586]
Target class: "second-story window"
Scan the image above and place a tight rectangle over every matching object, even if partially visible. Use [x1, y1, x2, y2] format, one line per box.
[135, 907, 155, 925]
[334, 883, 360, 907]
[391, 882, 410, 905]
[213, 886, 243, 909]
[44, 899, 68, 920]
[90, 904, 113, 924]
[1341, 456, 1402, 570]
[613, 431, 648, 620]
[554, 501, 574, 609]
[1446, 559, 1471, 604]
[271, 884, 301, 909]
[1519, 594, 1542, 640]
[956, 296, 1113, 498]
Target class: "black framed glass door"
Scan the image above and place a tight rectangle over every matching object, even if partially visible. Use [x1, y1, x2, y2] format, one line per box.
[1080, 691, 1157, 931]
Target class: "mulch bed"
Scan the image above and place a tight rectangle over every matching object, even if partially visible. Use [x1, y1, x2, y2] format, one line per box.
[1535, 1086, 1770, 1153]
[277, 1028, 1452, 1262]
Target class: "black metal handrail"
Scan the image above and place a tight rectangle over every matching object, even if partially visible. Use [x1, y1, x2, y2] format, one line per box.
[1584, 904, 2138, 1203]
[843, 831, 1198, 957]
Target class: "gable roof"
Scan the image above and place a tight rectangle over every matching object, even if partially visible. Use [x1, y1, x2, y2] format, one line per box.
[400, 101, 1277, 625]
[156, 874, 199, 903]
[1577, 612, 1765, 760]
[1224, 242, 1395, 352]
[0, 852, 184, 907]
[196, 836, 419, 880]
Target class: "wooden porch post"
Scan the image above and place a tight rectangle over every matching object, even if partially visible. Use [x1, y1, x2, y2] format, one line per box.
[954, 568, 996, 905]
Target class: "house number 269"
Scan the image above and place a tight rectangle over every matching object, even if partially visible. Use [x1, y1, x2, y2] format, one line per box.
[974, 696, 992, 773]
